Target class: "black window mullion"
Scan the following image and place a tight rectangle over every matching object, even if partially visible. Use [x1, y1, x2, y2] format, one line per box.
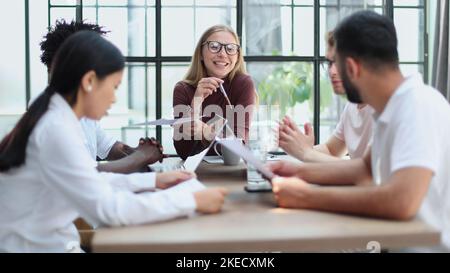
[313, 0, 320, 145]
[390, 0, 427, 83]
[76, 0, 83, 22]
[385, 0, 394, 18]
[144, 0, 149, 138]
[237, 0, 242, 44]
[126, 56, 191, 62]
[155, 0, 162, 142]
[245, 56, 315, 62]
[47, 0, 51, 28]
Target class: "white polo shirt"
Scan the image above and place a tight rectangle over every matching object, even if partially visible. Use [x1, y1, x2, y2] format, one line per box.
[371, 74, 450, 249]
[80, 118, 116, 160]
[334, 102, 374, 159]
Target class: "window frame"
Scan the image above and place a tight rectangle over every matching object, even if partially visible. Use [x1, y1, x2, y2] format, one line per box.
[27, 0, 428, 149]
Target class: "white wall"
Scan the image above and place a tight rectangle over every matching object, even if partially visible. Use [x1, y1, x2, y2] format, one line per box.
[0, 1, 26, 138]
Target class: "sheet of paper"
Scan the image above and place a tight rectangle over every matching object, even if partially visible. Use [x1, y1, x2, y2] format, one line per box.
[134, 114, 225, 128]
[204, 155, 275, 164]
[183, 116, 228, 171]
[216, 138, 275, 180]
[132, 117, 194, 126]
[183, 147, 211, 172]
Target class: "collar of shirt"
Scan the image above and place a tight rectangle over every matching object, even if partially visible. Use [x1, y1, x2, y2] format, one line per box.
[373, 73, 424, 124]
[49, 93, 85, 141]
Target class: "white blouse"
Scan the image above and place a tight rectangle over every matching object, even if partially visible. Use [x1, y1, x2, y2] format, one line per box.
[0, 94, 196, 252]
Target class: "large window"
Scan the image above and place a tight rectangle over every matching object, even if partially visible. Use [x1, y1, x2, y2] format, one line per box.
[3, 0, 427, 153]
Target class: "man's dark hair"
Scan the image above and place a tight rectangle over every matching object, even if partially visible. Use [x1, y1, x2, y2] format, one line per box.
[334, 10, 399, 71]
[40, 20, 109, 70]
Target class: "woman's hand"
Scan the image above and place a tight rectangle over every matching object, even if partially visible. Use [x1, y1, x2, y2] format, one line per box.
[278, 116, 315, 161]
[194, 188, 228, 214]
[193, 77, 224, 102]
[155, 170, 196, 189]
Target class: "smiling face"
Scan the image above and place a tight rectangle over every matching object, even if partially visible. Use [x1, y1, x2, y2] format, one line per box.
[83, 70, 123, 120]
[201, 31, 239, 79]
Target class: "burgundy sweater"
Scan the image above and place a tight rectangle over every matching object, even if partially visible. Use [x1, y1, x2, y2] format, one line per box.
[172, 73, 257, 159]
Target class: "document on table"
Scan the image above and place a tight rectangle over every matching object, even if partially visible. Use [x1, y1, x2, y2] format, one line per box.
[182, 116, 228, 172]
[216, 138, 275, 180]
[183, 148, 211, 172]
[131, 117, 195, 126]
[203, 155, 277, 164]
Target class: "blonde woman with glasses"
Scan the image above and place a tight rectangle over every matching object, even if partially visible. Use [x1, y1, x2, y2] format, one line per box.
[173, 25, 257, 160]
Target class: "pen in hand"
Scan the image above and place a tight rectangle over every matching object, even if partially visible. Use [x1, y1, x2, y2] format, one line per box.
[219, 83, 232, 107]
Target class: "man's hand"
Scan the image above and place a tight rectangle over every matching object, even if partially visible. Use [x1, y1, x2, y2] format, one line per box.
[155, 170, 196, 189]
[134, 137, 166, 165]
[278, 116, 315, 161]
[267, 161, 303, 178]
[272, 176, 313, 209]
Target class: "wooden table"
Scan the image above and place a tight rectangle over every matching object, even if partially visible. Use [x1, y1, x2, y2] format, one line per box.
[92, 158, 440, 252]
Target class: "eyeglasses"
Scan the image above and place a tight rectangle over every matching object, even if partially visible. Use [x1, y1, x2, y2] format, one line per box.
[321, 59, 336, 72]
[202, 41, 240, 56]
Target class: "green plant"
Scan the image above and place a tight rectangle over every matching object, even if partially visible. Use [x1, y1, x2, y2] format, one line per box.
[257, 61, 334, 117]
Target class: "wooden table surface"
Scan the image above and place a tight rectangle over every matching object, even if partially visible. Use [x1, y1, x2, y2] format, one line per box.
[92, 158, 440, 252]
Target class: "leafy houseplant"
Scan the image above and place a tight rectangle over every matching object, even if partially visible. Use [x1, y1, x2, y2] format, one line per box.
[257, 61, 333, 117]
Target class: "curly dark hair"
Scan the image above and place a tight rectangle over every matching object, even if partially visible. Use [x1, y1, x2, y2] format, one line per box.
[40, 19, 109, 70]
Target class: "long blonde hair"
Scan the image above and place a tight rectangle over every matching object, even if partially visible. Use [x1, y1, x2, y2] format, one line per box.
[184, 25, 246, 86]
